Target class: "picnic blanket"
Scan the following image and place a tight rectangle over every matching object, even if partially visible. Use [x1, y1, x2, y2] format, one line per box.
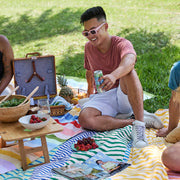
[30, 125, 132, 180]
[0, 137, 61, 174]
[31, 109, 180, 180]
[110, 109, 180, 180]
[0, 105, 83, 176]
[1, 108, 180, 180]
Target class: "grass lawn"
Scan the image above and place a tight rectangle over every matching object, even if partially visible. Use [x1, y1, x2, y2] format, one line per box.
[0, 0, 180, 112]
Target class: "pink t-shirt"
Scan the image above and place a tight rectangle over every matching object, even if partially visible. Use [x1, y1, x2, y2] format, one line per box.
[84, 36, 137, 89]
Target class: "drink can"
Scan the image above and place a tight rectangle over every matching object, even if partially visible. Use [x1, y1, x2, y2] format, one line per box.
[94, 70, 105, 93]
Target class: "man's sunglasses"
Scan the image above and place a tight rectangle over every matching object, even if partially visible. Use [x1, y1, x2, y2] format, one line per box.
[82, 23, 106, 37]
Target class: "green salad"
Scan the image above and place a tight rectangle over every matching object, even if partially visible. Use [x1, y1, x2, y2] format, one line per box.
[0, 98, 25, 107]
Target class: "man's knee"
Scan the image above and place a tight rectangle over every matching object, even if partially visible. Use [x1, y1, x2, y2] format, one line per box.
[79, 107, 102, 130]
[78, 110, 95, 130]
[78, 111, 88, 128]
[162, 143, 180, 172]
[120, 70, 142, 95]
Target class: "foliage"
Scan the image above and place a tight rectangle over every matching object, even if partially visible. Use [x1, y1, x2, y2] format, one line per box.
[0, 0, 180, 112]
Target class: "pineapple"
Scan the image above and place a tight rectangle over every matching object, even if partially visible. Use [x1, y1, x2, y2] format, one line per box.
[57, 75, 74, 103]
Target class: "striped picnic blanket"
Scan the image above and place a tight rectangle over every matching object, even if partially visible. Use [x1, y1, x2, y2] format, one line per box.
[31, 109, 179, 180]
[110, 109, 179, 180]
[30, 126, 132, 179]
[0, 143, 61, 180]
[1, 109, 180, 179]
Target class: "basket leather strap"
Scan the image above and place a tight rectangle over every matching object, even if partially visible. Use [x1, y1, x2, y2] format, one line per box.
[26, 61, 44, 83]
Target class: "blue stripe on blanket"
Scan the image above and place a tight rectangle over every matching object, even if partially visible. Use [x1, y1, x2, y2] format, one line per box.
[53, 113, 79, 123]
[123, 140, 132, 162]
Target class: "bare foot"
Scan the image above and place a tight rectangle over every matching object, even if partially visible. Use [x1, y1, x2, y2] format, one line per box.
[156, 128, 168, 137]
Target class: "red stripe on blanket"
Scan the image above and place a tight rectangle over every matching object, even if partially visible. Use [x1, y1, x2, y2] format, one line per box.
[70, 120, 81, 128]
[54, 119, 68, 125]
[54, 119, 81, 128]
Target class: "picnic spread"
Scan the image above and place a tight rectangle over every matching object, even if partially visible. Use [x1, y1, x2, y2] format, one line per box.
[0, 106, 180, 180]
[0, 70, 180, 179]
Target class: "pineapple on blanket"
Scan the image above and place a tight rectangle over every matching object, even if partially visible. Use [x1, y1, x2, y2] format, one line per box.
[58, 75, 74, 103]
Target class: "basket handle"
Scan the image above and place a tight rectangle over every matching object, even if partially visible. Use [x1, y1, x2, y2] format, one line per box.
[25, 52, 41, 58]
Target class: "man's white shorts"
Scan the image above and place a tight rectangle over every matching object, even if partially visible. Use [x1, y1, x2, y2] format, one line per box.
[82, 85, 133, 117]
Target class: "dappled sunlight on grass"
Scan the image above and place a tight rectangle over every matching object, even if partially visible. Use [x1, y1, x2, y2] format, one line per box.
[0, 8, 82, 45]
[117, 28, 179, 112]
[0, 0, 179, 112]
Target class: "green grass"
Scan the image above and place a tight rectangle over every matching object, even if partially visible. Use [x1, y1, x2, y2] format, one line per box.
[0, 0, 180, 112]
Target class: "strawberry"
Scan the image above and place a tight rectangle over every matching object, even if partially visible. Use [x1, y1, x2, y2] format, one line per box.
[31, 115, 36, 119]
[74, 144, 78, 148]
[89, 145, 93, 149]
[30, 119, 34, 123]
[86, 144, 91, 150]
[41, 117, 47, 121]
[74, 137, 99, 151]
[29, 115, 47, 124]
[77, 140, 82, 144]
[80, 146, 86, 151]
[84, 146, 89, 151]
[79, 144, 84, 150]
[91, 142, 98, 149]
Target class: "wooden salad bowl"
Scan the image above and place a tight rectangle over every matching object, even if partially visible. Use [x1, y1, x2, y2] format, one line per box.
[0, 95, 30, 123]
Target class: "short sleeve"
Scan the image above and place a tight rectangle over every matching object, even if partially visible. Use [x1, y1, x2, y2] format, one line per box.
[168, 61, 180, 90]
[119, 39, 136, 60]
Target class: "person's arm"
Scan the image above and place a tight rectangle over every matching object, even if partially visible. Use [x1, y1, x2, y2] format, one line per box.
[0, 36, 14, 94]
[168, 90, 180, 132]
[100, 53, 136, 91]
[157, 90, 180, 137]
[86, 70, 94, 96]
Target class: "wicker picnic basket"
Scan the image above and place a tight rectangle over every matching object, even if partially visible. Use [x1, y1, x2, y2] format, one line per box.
[0, 95, 30, 123]
[50, 105, 66, 116]
[28, 104, 67, 116]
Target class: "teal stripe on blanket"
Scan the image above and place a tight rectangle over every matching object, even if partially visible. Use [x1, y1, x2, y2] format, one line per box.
[67, 125, 132, 166]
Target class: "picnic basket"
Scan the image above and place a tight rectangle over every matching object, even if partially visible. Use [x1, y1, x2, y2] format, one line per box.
[50, 105, 66, 116]
[0, 95, 30, 122]
[28, 104, 67, 116]
[13, 52, 57, 100]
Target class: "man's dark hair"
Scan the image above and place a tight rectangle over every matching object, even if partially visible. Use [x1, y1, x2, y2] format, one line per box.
[80, 6, 106, 24]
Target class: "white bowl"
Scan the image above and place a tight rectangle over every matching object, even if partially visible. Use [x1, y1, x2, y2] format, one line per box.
[18, 114, 50, 130]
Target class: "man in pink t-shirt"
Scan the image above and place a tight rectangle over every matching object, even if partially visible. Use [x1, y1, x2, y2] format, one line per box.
[78, 6, 159, 148]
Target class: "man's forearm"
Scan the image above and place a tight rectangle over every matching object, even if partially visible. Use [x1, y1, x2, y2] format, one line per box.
[111, 54, 136, 80]
[168, 92, 180, 132]
[86, 70, 94, 96]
